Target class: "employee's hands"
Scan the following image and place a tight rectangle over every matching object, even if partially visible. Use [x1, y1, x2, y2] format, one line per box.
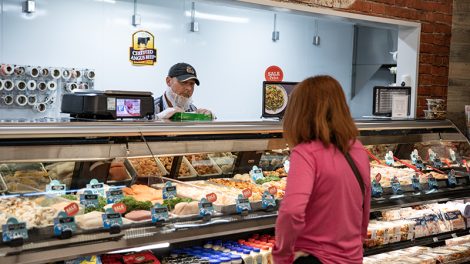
[156, 107, 184, 119]
[196, 108, 216, 119]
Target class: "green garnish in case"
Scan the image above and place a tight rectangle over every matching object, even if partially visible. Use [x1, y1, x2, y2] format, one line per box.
[170, 112, 213, 121]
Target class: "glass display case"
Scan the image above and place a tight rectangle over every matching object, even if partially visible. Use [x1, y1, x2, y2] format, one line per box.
[0, 120, 470, 263]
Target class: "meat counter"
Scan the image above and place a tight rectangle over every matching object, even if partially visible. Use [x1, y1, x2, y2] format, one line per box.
[0, 119, 470, 264]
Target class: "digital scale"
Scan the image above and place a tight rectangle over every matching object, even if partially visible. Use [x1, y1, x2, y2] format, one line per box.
[61, 90, 154, 119]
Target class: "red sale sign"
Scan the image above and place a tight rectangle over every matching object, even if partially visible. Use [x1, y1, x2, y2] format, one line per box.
[64, 202, 79, 217]
[265, 65, 284, 81]
[242, 188, 252, 198]
[268, 186, 277, 195]
[206, 193, 218, 203]
[112, 202, 127, 214]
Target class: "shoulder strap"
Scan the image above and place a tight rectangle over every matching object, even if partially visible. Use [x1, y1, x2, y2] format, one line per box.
[344, 152, 365, 208]
[154, 95, 164, 113]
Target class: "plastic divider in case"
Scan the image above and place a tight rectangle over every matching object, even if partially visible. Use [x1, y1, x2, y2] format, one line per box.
[208, 154, 236, 174]
[178, 157, 198, 179]
[0, 163, 51, 194]
[185, 155, 223, 177]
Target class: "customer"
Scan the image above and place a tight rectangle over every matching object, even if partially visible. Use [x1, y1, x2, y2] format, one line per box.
[273, 75, 371, 264]
[154, 62, 213, 119]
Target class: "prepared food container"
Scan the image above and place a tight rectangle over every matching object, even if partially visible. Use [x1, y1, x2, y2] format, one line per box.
[424, 110, 446, 120]
[208, 152, 237, 174]
[127, 157, 168, 177]
[45, 161, 75, 188]
[107, 160, 133, 184]
[158, 156, 197, 178]
[259, 152, 287, 171]
[185, 154, 222, 177]
[426, 98, 446, 111]
[0, 163, 51, 193]
[0, 171, 8, 193]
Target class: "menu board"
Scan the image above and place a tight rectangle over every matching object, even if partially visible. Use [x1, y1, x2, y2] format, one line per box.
[262, 81, 297, 119]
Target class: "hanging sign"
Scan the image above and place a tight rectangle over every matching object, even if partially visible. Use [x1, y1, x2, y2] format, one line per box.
[129, 30, 157, 66]
[264, 65, 284, 81]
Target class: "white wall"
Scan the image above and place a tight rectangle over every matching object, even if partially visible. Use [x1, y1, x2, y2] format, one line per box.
[0, 0, 355, 120]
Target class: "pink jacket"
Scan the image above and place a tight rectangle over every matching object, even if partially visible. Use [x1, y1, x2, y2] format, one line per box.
[273, 140, 371, 264]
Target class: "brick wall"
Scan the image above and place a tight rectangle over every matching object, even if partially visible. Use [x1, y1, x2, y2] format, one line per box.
[274, 0, 453, 117]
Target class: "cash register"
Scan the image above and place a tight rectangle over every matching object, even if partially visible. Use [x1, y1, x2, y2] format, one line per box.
[61, 90, 154, 119]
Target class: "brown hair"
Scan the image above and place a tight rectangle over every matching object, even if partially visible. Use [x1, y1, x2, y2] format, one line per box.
[283, 75, 358, 153]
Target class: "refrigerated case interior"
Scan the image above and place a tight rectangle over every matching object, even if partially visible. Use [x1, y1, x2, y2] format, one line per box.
[0, 120, 470, 264]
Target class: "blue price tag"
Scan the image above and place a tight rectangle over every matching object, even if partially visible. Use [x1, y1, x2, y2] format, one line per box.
[2, 218, 28, 242]
[427, 174, 439, 190]
[283, 160, 290, 174]
[449, 149, 457, 162]
[250, 166, 264, 182]
[391, 176, 403, 195]
[432, 158, 443, 169]
[163, 182, 177, 200]
[151, 203, 169, 223]
[415, 159, 426, 171]
[385, 151, 394, 166]
[444, 211, 462, 221]
[236, 194, 251, 213]
[54, 211, 76, 236]
[428, 149, 437, 163]
[371, 180, 383, 198]
[410, 149, 419, 164]
[80, 190, 99, 208]
[411, 174, 421, 191]
[46, 180, 66, 195]
[102, 208, 122, 229]
[261, 191, 276, 209]
[447, 170, 457, 187]
[106, 188, 124, 204]
[198, 198, 214, 217]
[86, 179, 105, 197]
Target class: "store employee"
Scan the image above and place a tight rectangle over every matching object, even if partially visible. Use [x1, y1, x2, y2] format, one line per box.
[154, 62, 213, 119]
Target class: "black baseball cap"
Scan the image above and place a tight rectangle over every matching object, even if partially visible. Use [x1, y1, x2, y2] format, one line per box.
[168, 62, 200, 86]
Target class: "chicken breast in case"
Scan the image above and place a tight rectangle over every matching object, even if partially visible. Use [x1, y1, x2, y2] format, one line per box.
[75, 211, 133, 229]
[124, 210, 152, 221]
[172, 201, 199, 216]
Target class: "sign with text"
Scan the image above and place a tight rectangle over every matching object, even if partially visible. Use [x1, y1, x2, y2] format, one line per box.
[264, 65, 284, 82]
[130, 30, 157, 66]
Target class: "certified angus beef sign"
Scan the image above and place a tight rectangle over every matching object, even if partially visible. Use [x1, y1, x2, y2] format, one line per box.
[130, 31, 157, 66]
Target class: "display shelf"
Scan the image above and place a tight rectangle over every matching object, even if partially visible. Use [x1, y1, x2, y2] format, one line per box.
[371, 184, 470, 212]
[0, 119, 469, 263]
[0, 213, 276, 264]
[364, 228, 470, 256]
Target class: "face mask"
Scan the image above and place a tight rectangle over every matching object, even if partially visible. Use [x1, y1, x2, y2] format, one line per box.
[165, 86, 193, 110]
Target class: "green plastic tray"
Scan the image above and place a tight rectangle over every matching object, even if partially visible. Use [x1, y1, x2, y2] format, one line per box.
[170, 112, 213, 121]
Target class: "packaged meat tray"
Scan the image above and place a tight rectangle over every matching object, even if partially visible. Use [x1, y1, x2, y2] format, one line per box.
[0, 163, 51, 193]
[185, 154, 222, 177]
[127, 157, 168, 177]
[158, 156, 197, 178]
